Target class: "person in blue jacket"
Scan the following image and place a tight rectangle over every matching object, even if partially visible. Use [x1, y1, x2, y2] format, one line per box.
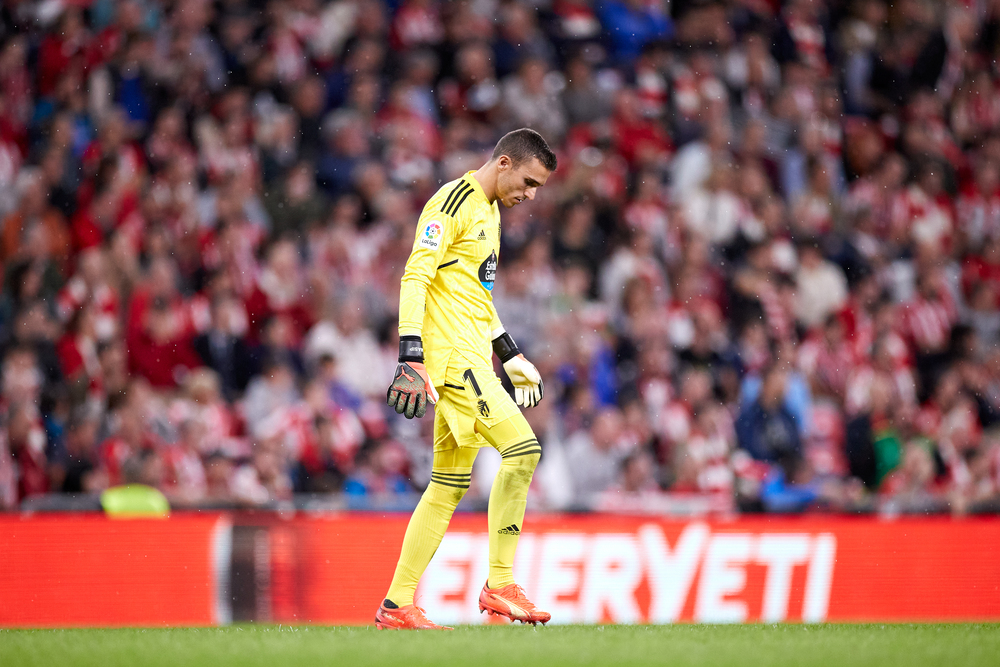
[735, 365, 801, 464]
[597, 0, 673, 65]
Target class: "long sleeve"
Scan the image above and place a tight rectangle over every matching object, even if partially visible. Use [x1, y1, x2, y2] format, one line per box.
[489, 302, 505, 340]
[398, 211, 460, 337]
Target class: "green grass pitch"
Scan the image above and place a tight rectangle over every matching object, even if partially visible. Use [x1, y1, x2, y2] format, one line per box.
[2, 624, 999, 666]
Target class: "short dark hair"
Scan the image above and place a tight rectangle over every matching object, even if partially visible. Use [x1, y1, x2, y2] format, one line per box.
[492, 128, 557, 172]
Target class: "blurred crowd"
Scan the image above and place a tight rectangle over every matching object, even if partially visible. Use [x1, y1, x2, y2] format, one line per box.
[3, 0, 1000, 515]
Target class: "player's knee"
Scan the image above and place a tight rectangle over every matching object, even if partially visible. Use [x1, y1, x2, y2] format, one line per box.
[446, 485, 469, 506]
[426, 480, 469, 508]
[448, 487, 469, 505]
[502, 450, 540, 478]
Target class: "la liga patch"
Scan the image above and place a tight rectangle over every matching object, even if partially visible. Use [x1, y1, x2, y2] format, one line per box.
[418, 222, 442, 249]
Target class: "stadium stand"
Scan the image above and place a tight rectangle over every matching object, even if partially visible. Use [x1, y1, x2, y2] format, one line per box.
[1, 0, 1000, 516]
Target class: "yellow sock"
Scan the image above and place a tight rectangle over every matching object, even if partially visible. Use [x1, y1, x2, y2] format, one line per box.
[385, 466, 470, 607]
[487, 436, 541, 589]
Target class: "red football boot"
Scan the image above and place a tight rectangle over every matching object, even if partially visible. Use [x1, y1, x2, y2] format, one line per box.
[478, 581, 551, 626]
[375, 601, 453, 630]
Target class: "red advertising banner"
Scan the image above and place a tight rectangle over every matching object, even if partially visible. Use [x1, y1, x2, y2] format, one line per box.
[2, 513, 999, 627]
[292, 514, 1000, 625]
[0, 514, 231, 627]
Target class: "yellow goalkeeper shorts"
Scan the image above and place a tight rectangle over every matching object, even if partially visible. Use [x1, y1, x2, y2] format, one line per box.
[433, 364, 528, 451]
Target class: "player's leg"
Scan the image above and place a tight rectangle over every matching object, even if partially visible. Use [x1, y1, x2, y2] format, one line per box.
[378, 390, 479, 629]
[465, 368, 549, 624]
[383, 434, 477, 608]
[476, 414, 541, 589]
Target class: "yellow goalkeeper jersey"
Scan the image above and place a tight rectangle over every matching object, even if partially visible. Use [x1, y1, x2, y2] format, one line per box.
[398, 172, 503, 383]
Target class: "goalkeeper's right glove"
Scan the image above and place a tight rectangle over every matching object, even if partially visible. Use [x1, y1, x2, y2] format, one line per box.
[387, 336, 439, 419]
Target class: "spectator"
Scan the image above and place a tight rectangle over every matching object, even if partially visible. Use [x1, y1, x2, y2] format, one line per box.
[329, 296, 387, 399]
[264, 161, 329, 240]
[1, 169, 72, 270]
[561, 56, 615, 127]
[344, 439, 412, 497]
[245, 239, 314, 344]
[493, 3, 557, 78]
[597, 0, 673, 66]
[58, 407, 104, 493]
[736, 366, 802, 465]
[242, 357, 299, 436]
[317, 110, 371, 198]
[128, 295, 200, 388]
[565, 406, 632, 505]
[193, 295, 255, 399]
[595, 449, 661, 509]
[795, 239, 849, 330]
[501, 57, 567, 144]
[902, 267, 958, 398]
[880, 440, 949, 514]
[232, 438, 293, 506]
[845, 374, 906, 490]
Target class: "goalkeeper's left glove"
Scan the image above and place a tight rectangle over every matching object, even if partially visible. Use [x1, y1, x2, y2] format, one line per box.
[493, 329, 544, 408]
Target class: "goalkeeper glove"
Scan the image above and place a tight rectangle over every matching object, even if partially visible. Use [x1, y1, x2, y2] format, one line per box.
[387, 336, 439, 419]
[493, 330, 544, 408]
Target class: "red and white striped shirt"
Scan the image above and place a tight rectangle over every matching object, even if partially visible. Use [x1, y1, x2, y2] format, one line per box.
[901, 292, 957, 354]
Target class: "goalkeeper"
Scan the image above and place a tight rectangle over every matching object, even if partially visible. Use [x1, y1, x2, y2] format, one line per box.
[377, 129, 556, 630]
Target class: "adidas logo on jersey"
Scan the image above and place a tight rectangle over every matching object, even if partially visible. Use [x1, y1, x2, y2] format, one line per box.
[498, 524, 520, 536]
[478, 229, 487, 240]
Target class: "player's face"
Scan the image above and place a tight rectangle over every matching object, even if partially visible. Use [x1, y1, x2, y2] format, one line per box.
[496, 156, 551, 208]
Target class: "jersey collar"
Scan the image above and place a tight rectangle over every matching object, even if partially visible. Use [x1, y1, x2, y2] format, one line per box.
[465, 171, 491, 205]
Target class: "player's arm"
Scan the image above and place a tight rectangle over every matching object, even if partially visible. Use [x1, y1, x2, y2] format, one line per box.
[491, 308, 544, 408]
[388, 210, 457, 418]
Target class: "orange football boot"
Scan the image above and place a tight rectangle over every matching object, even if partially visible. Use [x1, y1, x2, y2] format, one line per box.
[478, 581, 551, 625]
[375, 601, 452, 630]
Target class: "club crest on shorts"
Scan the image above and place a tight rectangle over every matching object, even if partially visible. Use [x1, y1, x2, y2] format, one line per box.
[418, 222, 442, 249]
[479, 251, 497, 291]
